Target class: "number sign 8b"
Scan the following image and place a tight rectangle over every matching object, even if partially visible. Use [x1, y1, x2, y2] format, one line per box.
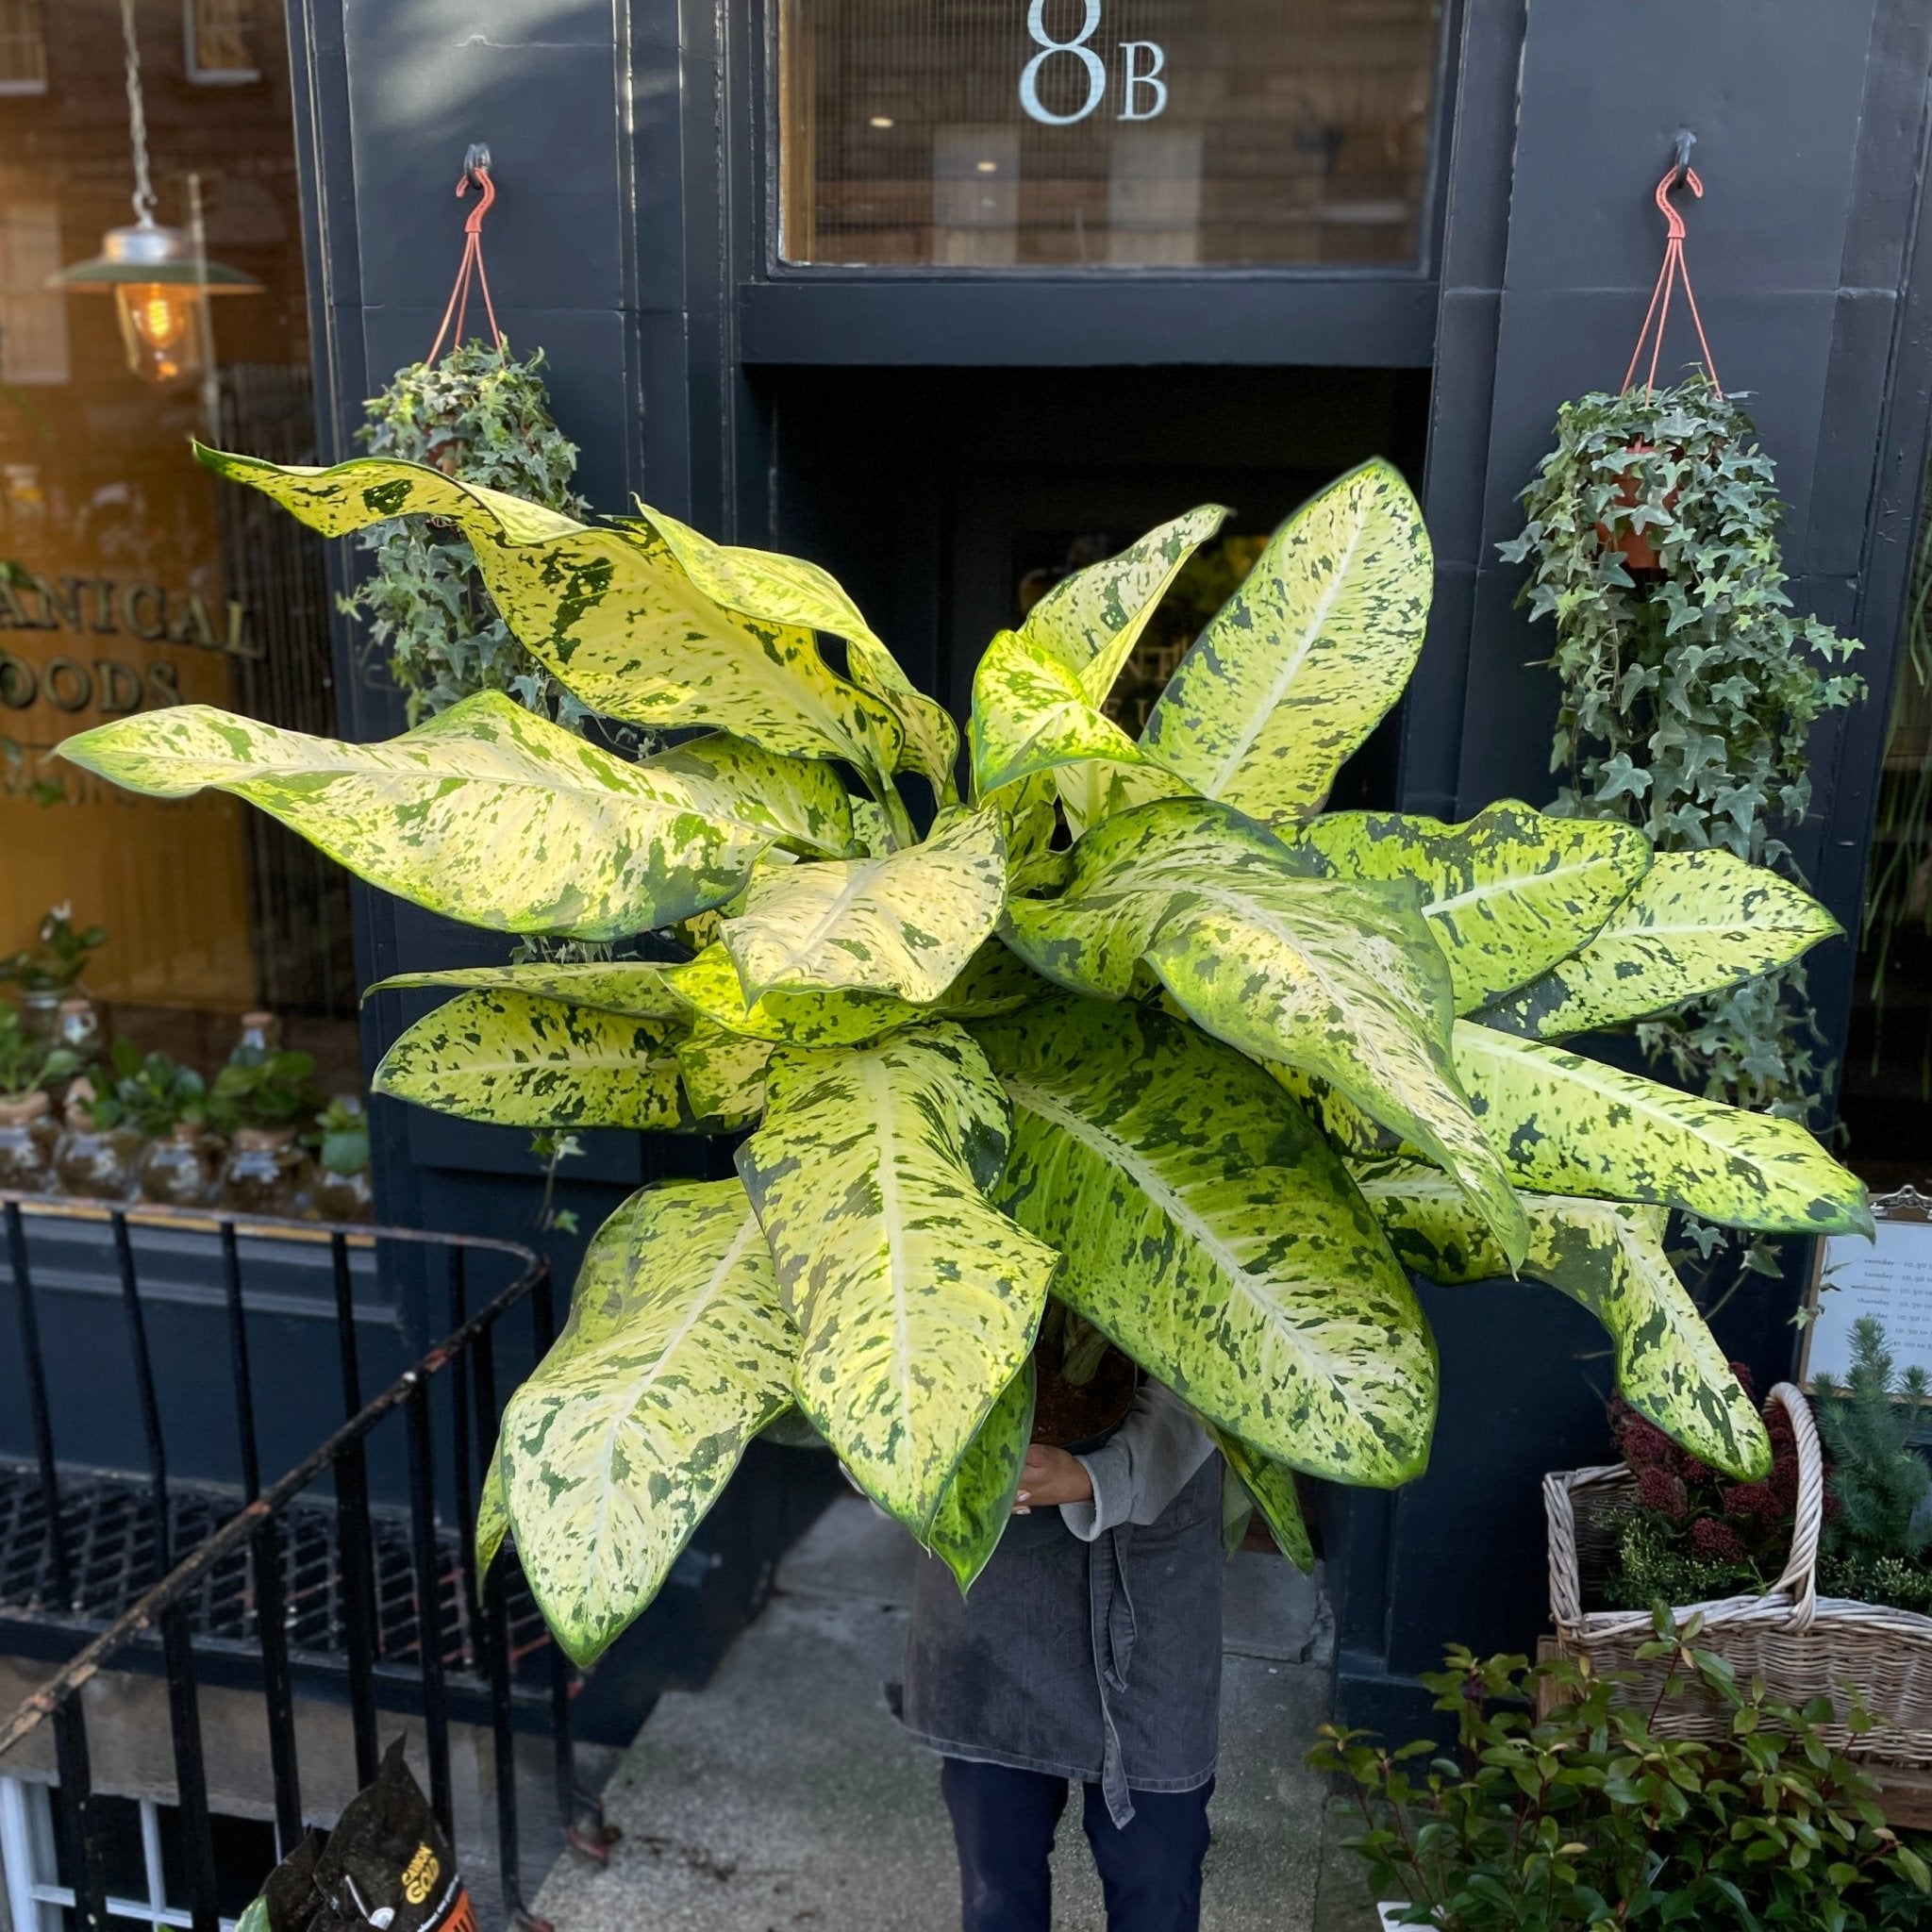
[1019, 0, 1167, 125]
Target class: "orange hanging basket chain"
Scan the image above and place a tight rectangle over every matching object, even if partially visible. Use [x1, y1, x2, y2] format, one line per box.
[1622, 142, 1724, 401]
[426, 142, 502, 364]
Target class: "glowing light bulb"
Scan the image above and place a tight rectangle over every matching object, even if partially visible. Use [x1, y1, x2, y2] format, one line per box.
[112, 281, 205, 385]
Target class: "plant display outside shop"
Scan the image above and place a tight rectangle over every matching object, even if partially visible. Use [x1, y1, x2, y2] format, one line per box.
[57, 446, 1871, 1671]
[1504, 375, 1865, 1291]
[1312, 1633, 1931, 1929]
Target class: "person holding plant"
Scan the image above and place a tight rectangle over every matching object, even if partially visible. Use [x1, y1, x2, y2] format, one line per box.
[899, 1375, 1223, 1932]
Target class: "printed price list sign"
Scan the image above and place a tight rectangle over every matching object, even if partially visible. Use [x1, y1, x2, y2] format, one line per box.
[1804, 1216, 1932, 1384]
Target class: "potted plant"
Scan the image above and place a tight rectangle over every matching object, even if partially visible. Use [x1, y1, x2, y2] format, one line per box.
[83, 1041, 228, 1208]
[210, 1048, 323, 1217]
[52, 1074, 144, 1201]
[0, 905, 107, 1044]
[0, 1005, 78, 1191]
[1310, 1630, 1931, 1928]
[308, 1094, 374, 1223]
[58, 443, 1869, 1673]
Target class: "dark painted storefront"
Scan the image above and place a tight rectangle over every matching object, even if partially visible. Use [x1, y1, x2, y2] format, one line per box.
[274, 0, 1932, 1734]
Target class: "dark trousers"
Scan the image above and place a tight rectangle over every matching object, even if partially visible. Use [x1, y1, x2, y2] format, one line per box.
[940, 1757, 1213, 1932]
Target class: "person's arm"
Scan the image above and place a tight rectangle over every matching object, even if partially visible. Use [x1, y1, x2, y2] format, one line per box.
[1051, 1383, 1213, 1541]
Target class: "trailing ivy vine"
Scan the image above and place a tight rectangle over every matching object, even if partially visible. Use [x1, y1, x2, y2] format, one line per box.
[341, 340, 590, 725]
[1503, 375, 1865, 1289]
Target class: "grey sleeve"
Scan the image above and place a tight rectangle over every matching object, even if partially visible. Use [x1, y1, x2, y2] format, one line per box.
[1059, 1382, 1215, 1542]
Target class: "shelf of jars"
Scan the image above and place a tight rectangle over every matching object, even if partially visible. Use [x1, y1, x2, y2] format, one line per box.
[0, 910, 373, 1223]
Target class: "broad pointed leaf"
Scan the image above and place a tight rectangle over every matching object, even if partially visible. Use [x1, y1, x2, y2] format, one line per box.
[496, 1180, 797, 1663]
[1206, 1424, 1314, 1572]
[368, 961, 688, 1022]
[1006, 800, 1529, 1267]
[976, 996, 1435, 1487]
[1020, 505, 1229, 698]
[736, 1024, 1058, 1533]
[615, 501, 960, 794]
[195, 446, 903, 776]
[1453, 1021, 1872, 1236]
[969, 626, 1188, 803]
[1294, 803, 1651, 1011]
[475, 1441, 509, 1573]
[60, 693, 840, 941]
[924, 1360, 1037, 1594]
[723, 808, 1008, 1003]
[675, 1020, 773, 1127]
[1475, 849, 1843, 1040]
[1141, 461, 1430, 823]
[1356, 1162, 1770, 1479]
[375, 990, 689, 1128]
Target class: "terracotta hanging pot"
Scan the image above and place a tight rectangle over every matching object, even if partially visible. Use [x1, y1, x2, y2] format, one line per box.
[1595, 440, 1677, 574]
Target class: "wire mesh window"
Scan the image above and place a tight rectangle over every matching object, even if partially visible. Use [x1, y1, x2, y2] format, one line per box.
[185, 0, 258, 82]
[0, 0, 45, 94]
[778, 0, 1443, 267]
[0, 202, 69, 385]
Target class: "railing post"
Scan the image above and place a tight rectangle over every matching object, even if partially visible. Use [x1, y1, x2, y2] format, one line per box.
[332, 1229, 380, 1789]
[406, 1374, 454, 1837]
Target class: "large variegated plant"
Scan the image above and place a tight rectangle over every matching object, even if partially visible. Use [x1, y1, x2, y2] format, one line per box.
[59, 449, 1870, 1667]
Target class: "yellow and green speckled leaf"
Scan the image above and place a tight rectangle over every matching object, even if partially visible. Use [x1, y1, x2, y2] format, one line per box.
[1206, 1424, 1314, 1572]
[924, 1359, 1037, 1594]
[735, 1024, 1058, 1534]
[1356, 1160, 1770, 1479]
[977, 995, 1435, 1487]
[475, 1440, 509, 1574]
[1006, 800, 1528, 1268]
[375, 990, 688, 1129]
[675, 1020, 773, 1128]
[1141, 461, 1430, 824]
[969, 626, 1189, 804]
[1294, 802, 1652, 1012]
[1475, 849, 1843, 1040]
[1453, 1020, 1873, 1236]
[497, 1180, 797, 1664]
[614, 501, 960, 796]
[195, 445, 904, 777]
[722, 807, 1008, 1003]
[367, 961, 689, 1022]
[1020, 505, 1229, 700]
[59, 693, 841, 941]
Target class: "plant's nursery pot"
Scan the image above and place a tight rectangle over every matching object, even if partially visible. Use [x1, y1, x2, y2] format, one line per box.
[1594, 441, 1678, 574]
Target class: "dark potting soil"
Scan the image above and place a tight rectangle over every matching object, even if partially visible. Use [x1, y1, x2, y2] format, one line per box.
[1031, 1340, 1138, 1448]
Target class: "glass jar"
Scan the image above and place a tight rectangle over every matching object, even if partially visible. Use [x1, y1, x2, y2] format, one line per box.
[309, 1160, 374, 1224]
[139, 1122, 220, 1208]
[220, 1125, 308, 1218]
[0, 1090, 58, 1191]
[55, 994, 104, 1065]
[15, 988, 61, 1047]
[54, 1103, 142, 1201]
[229, 1009, 281, 1066]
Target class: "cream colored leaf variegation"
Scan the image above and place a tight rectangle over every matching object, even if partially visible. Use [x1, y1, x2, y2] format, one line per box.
[723, 808, 1008, 1003]
[194, 446, 904, 777]
[375, 990, 689, 1129]
[1141, 461, 1431, 823]
[60, 693, 842, 941]
[924, 1360, 1037, 1594]
[978, 996, 1435, 1486]
[1294, 802, 1652, 1011]
[736, 1024, 1058, 1533]
[1475, 848, 1843, 1039]
[496, 1180, 797, 1663]
[675, 1021, 773, 1128]
[368, 962, 689, 1022]
[1453, 1020, 1873, 1236]
[1356, 1160, 1770, 1479]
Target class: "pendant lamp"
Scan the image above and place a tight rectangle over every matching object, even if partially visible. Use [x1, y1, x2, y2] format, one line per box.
[49, 0, 259, 385]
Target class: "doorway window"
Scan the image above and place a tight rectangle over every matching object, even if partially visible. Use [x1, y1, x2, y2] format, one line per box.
[778, 0, 1442, 268]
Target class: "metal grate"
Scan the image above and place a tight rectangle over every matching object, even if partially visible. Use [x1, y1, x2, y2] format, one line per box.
[0, 1459, 553, 1689]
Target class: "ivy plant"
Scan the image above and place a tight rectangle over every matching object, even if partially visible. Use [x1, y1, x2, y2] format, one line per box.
[1500, 376, 1865, 1149]
[59, 446, 1872, 1668]
[339, 340, 591, 726]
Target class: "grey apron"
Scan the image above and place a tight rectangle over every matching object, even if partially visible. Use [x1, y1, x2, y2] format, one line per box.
[898, 1450, 1223, 1828]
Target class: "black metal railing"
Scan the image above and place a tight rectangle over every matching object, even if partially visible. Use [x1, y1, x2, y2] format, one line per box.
[0, 1191, 598, 1932]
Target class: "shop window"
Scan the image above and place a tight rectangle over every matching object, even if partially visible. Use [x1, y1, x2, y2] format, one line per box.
[0, 0, 359, 1190]
[0, 0, 44, 95]
[779, 0, 1442, 268]
[0, 202, 69, 385]
[185, 0, 258, 84]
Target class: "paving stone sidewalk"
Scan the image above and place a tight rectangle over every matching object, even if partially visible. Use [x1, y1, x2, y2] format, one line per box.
[535, 1496, 1383, 1932]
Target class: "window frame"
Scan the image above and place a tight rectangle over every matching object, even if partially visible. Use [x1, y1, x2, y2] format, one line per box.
[183, 0, 261, 86]
[0, 0, 48, 98]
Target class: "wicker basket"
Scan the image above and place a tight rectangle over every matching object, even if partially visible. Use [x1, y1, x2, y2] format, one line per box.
[1545, 1381, 1932, 1762]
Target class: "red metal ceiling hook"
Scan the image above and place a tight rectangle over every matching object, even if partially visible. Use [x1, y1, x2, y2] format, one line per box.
[426, 142, 502, 363]
[1623, 132, 1723, 399]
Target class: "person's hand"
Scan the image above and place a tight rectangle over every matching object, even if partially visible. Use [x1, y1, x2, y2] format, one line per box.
[1012, 1444, 1093, 1513]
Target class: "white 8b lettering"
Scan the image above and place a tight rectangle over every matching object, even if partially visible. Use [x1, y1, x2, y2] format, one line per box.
[1018, 0, 1106, 125]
